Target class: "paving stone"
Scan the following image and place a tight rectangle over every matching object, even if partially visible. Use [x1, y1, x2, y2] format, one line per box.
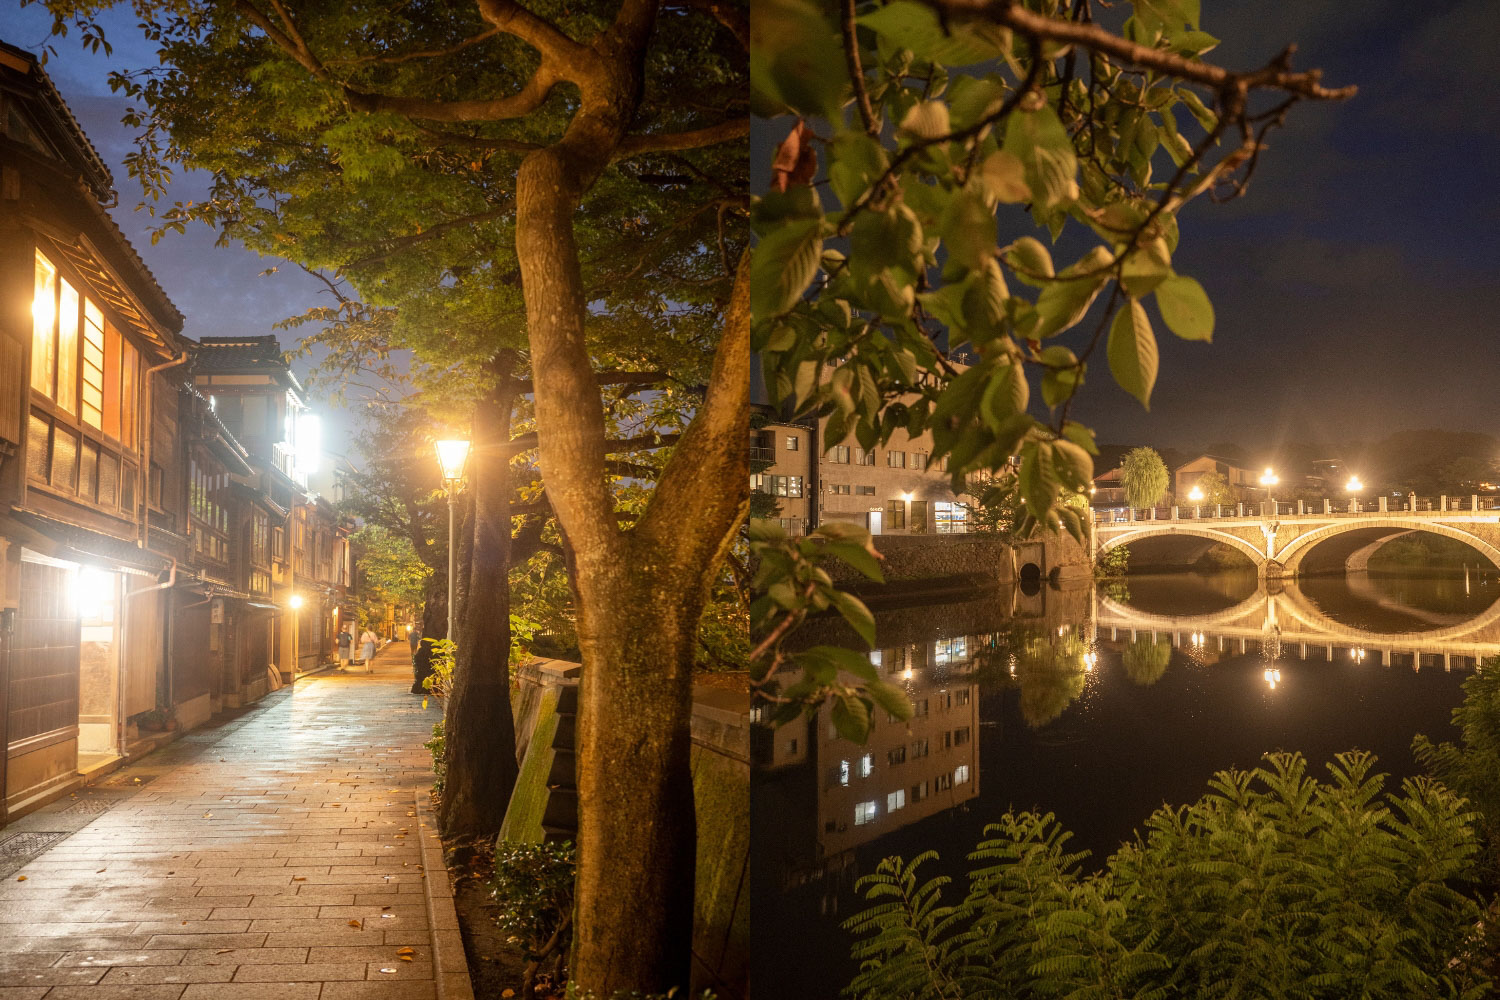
[0, 648, 448, 996]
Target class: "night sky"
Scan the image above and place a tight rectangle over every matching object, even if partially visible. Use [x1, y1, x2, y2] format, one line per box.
[4, 4, 368, 452]
[751, 0, 1500, 454]
[9, 2, 1500, 458]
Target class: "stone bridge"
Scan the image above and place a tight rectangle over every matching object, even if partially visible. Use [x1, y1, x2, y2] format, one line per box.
[1092, 585, 1500, 672]
[1093, 495, 1500, 580]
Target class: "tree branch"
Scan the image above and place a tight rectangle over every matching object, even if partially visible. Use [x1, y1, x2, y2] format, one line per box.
[343, 68, 561, 123]
[343, 204, 515, 269]
[928, 0, 1358, 100]
[612, 118, 750, 159]
[669, 0, 748, 50]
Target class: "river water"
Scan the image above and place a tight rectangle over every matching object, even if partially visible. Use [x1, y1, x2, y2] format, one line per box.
[751, 570, 1496, 998]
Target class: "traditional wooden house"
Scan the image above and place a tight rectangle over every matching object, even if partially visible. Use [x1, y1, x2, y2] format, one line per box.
[0, 39, 193, 819]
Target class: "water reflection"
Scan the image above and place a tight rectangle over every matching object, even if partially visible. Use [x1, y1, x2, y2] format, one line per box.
[754, 570, 1494, 1000]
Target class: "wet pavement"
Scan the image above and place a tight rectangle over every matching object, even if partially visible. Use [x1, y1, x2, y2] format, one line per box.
[0, 642, 467, 999]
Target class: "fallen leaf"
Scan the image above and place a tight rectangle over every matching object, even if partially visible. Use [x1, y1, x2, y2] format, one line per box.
[347, 919, 362, 928]
[396, 947, 415, 956]
[96, 869, 106, 873]
[399, 955, 414, 963]
[203, 812, 212, 818]
[502, 991, 515, 999]
[292, 876, 307, 882]
[381, 906, 391, 911]
[15, 876, 25, 882]
[216, 949, 232, 954]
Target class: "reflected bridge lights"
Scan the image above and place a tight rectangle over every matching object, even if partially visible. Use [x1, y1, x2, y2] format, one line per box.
[1082, 651, 1097, 673]
[1263, 667, 1282, 690]
[1350, 647, 1367, 664]
[1190, 631, 1206, 647]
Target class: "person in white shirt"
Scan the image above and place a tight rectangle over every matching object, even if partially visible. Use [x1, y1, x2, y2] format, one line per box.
[360, 627, 377, 674]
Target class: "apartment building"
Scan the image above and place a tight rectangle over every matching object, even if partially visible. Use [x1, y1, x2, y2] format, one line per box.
[751, 405, 971, 536]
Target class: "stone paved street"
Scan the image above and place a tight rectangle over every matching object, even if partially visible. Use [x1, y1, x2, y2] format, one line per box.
[0, 643, 470, 999]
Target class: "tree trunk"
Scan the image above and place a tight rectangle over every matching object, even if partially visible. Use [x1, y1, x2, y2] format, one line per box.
[411, 573, 447, 694]
[517, 100, 749, 984]
[437, 360, 521, 837]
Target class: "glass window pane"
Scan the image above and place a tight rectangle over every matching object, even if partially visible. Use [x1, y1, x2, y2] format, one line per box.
[51, 425, 78, 492]
[26, 413, 49, 482]
[79, 439, 98, 501]
[98, 451, 118, 507]
[81, 299, 104, 428]
[31, 251, 56, 395]
[103, 322, 120, 439]
[57, 279, 78, 415]
[120, 340, 138, 449]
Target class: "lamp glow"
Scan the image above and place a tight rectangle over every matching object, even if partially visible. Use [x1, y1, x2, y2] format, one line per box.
[1346, 476, 1363, 492]
[75, 568, 110, 619]
[32, 288, 54, 331]
[435, 439, 472, 483]
[1259, 468, 1279, 487]
[294, 413, 322, 477]
[1188, 485, 1204, 502]
[289, 594, 304, 610]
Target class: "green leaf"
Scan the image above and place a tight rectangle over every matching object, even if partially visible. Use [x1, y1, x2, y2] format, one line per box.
[939, 189, 995, 274]
[1030, 246, 1113, 339]
[1107, 298, 1159, 408]
[977, 150, 1030, 204]
[899, 100, 951, 141]
[1003, 236, 1054, 286]
[804, 645, 880, 682]
[981, 359, 1029, 428]
[831, 695, 873, 743]
[857, 0, 1003, 65]
[751, 0, 846, 118]
[822, 541, 886, 583]
[1120, 237, 1172, 297]
[830, 591, 877, 648]
[1178, 88, 1218, 132]
[867, 680, 914, 722]
[1155, 274, 1214, 341]
[828, 134, 889, 211]
[751, 218, 822, 320]
[1061, 420, 1099, 455]
[1003, 102, 1078, 209]
[1052, 439, 1095, 489]
[1019, 440, 1061, 519]
[849, 205, 923, 287]
[961, 258, 1010, 341]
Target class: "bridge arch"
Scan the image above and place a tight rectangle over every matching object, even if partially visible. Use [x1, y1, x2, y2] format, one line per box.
[1098, 525, 1265, 569]
[1277, 519, 1500, 575]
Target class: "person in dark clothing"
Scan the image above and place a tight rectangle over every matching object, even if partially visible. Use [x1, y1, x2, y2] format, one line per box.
[408, 624, 421, 658]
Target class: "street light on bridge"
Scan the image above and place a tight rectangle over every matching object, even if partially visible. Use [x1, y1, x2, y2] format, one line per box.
[1259, 468, 1279, 488]
[1346, 476, 1363, 492]
[1188, 485, 1204, 502]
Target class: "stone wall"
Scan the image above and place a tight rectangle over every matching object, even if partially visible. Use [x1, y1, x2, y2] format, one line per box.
[824, 530, 1090, 592]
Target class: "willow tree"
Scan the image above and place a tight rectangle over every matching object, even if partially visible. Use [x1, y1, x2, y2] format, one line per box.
[39, 0, 748, 990]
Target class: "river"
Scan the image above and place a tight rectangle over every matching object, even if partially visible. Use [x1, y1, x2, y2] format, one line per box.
[751, 570, 1496, 998]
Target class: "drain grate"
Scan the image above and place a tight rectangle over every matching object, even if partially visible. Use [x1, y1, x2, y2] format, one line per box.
[0, 831, 70, 877]
[58, 796, 117, 817]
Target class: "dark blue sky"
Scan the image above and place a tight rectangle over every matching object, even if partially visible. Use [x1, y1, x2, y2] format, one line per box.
[752, 0, 1500, 454]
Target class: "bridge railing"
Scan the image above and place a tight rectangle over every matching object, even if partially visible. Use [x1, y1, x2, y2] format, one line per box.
[1093, 494, 1500, 524]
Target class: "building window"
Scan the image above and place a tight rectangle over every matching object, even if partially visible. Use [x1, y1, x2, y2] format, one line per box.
[913, 698, 929, 718]
[887, 789, 906, 812]
[887, 746, 906, 766]
[934, 501, 968, 534]
[887, 450, 906, 468]
[840, 759, 850, 786]
[911, 452, 928, 470]
[855, 484, 875, 495]
[751, 474, 803, 498]
[854, 801, 878, 826]
[786, 738, 798, 755]
[854, 447, 875, 466]
[911, 780, 930, 803]
[785, 436, 799, 451]
[934, 637, 968, 665]
[909, 499, 928, 533]
[859, 753, 873, 778]
[829, 483, 851, 495]
[936, 773, 954, 792]
[829, 445, 850, 464]
[954, 764, 970, 785]
[955, 689, 971, 706]
[887, 500, 906, 530]
[953, 726, 971, 747]
[911, 737, 929, 759]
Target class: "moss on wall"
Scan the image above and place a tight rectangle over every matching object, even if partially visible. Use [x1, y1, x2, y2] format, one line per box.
[690, 744, 749, 999]
[498, 685, 561, 844]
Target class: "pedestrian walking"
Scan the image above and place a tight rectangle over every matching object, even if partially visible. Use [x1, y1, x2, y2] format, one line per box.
[337, 626, 353, 671]
[360, 626, 377, 674]
[408, 624, 421, 659]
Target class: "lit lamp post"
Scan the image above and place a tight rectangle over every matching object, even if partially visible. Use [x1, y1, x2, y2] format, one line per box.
[434, 439, 472, 643]
[1346, 475, 1363, 512]
[1259, 467, 1279, 512]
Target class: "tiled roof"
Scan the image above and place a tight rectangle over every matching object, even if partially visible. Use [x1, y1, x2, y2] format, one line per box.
[6, 507, 172, 575]
[0, 38, 113, 197]
[193, 336, 292, 372]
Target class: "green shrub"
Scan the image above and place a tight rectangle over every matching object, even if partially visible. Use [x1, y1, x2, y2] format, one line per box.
[1415, 663, 1500, 878]
[491, 840, 576, 999]
[1095, 544, 1129, 579]
[845, 751, 1488, 999]
[424, 720, 445, 797]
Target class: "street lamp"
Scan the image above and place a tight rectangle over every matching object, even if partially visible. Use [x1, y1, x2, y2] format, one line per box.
[1259, 467, 1279, 510]
[435, 439, 472, 644]
[288, 594, 303, 609]
[1188, 485, 1204, 502]
[1346, 476, 1363, 492]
